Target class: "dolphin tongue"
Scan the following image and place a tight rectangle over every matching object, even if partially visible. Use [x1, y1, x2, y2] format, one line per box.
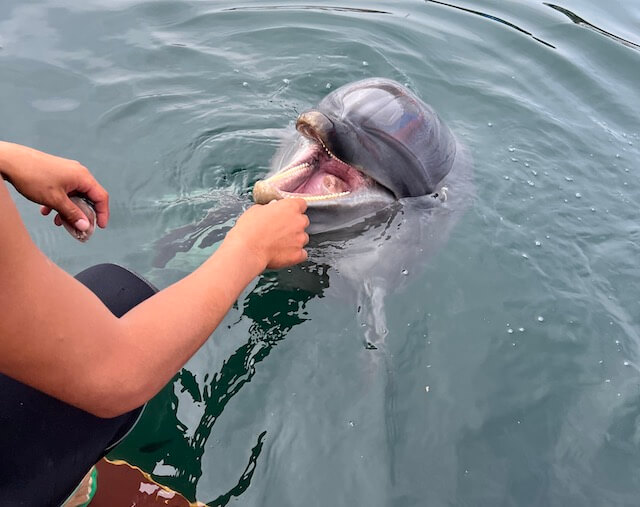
[294, 165, 350, 194]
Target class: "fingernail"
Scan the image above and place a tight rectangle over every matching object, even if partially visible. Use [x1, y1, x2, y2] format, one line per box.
[74, 218, 90, 231]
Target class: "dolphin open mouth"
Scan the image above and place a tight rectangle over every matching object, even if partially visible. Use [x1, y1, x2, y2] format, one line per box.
[253, 141, 371, 204]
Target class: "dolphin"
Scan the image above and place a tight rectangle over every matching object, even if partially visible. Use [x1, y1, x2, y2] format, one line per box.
[253, 78, 460, 233]
[153, 77, 471, 346]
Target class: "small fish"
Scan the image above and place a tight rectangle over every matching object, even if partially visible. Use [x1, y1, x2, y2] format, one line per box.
[61, 196, 96, 242]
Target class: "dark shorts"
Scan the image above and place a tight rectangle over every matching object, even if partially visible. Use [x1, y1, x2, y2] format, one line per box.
[0, 264, 158, 506]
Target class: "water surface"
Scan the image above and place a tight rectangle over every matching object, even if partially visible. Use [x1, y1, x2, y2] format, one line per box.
[1, 1, 639, 505]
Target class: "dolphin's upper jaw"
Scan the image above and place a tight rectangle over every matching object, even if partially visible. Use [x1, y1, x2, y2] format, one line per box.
[253, 142, 373, 205]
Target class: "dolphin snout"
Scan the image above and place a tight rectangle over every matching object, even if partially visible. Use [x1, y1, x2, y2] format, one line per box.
[296, 110, 334, 143]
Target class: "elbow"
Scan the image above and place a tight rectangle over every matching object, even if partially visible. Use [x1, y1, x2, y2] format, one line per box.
[87, 401, 143, 420]
[82, 366, 153, 419]
[82, 390, 148, 419]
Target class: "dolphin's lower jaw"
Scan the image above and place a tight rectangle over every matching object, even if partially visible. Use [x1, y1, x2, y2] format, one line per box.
[253, 143, 374, 205]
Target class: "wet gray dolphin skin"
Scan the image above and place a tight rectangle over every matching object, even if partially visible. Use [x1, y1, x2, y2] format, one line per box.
[253, 78, 459, 232]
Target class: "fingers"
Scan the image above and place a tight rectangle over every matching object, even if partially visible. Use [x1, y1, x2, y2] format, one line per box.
[55, 195, 91, 232]
[77, 171, 109, 228]
[287, 197, 308, 213]
[40, 205, 52, 216]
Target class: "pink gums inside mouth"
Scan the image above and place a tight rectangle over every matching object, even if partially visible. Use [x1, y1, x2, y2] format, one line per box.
[269, 144, 368, 199]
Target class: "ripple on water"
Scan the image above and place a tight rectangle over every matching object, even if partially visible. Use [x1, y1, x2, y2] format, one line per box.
[3, 0, 640, 504]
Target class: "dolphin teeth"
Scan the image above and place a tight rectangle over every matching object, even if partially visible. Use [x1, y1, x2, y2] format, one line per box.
[302, 191, 351, 202]
[266, 162, 311, 183]
[315, 137, 350, 167]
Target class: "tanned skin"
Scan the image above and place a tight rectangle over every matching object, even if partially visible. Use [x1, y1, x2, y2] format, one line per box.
[0, 141, 309, 418]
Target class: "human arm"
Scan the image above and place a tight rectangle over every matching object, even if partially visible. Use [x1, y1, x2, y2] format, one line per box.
[0, 175, 308, 418]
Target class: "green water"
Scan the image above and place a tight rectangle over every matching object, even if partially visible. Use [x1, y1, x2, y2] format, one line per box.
[2, 1, 640, 505]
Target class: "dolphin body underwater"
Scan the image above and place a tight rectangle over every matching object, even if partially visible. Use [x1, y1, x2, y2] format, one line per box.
[154, 77, 471, 346]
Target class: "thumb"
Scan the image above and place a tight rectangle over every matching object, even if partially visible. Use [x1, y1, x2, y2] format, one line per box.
[56, 196, 90, 232]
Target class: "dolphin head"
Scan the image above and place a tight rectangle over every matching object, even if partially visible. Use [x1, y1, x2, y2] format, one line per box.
[253, 78, 457, 232]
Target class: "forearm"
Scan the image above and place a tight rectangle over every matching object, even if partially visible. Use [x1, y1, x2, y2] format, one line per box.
[0, 141, 29, 181]
[112, 239, 265, 411]
[5, 242, 263, 418]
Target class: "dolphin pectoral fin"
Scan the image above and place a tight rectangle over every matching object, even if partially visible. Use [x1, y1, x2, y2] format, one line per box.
[358, 280, 389, 351]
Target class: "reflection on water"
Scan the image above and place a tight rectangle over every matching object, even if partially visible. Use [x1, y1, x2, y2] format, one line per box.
[119, 264, 329, 502]
[544, 3, 640, 50]
[222, 5, 391, 15]
[425, 0, 556, 48]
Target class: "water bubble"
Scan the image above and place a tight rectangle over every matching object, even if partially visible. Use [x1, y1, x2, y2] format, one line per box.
[537, 316, 544, 322]
[535, 240, 541, 247]
[401, 269, 409, 275]
[508, 147, 515, 152]
[623, 360, 630, 366]
[504, 175, 510, 180]
[575, 192, 582, 198]
[233, 68, 239, 73]
[362, 60, 369, 66]
[591, 207, 596, 212]
[527, 180, 535, 187]
[325, 83, 332, 89]
[425, 386, 430, 393]
[545, 235, 550, 239]
[565, 176, 574, 182]
[511, 157, 518, 162]
[282, 78, 290, 84]
[617, 393, 622, 397]
[487, 122, 493, 127]
[521, 253, 529, 259]
[518, 327, 525, 332]
[525, 163, 531, 168]
[242, 81, 248, 87]
[605, 379, 611, 383]
[507, 328, 514, 334]
[615, 153, 620, 158]
[598, 360, 604, 364]
[349, 420, 355, 427]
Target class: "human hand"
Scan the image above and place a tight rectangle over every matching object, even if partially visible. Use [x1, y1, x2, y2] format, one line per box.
[225, 198, 309, 270]
[0, 142, 109, 232]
